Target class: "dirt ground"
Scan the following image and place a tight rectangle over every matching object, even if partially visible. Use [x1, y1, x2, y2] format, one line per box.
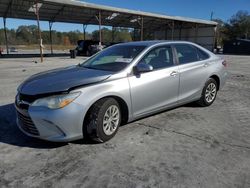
[0, 55, 250, 188]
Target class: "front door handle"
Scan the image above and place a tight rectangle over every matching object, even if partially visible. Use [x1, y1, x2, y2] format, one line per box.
[170, 71, 178, 76]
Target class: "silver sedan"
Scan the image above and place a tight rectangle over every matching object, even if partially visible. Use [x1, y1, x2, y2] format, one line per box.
[15, 41, 228, 142]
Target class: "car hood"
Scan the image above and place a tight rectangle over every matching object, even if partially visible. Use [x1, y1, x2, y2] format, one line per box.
[19, 65, 112, 95]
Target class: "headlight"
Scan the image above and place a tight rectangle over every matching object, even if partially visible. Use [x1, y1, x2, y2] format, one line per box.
[31, 92, 81, 109]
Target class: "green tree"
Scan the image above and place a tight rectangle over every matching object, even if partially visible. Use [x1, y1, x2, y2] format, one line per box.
[115, 28, 132, 42]
[92, 27, 132, 43]
[223, 10, 250, 40]
[15, 25, 39, 44]
[213, 19, 226, 46]
[0, 29, 6, 45]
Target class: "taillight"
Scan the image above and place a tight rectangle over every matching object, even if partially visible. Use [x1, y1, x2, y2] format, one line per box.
[222, 60, 227, 67]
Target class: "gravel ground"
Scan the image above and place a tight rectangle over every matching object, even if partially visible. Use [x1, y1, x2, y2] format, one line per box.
[0, 55, 250, 188]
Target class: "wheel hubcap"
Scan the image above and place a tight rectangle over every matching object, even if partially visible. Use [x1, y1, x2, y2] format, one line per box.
[103, 105, 120, 135]
[205, 83, 217, 103]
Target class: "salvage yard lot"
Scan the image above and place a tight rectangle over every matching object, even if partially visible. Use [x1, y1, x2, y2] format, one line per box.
[0, 55, 250, 188]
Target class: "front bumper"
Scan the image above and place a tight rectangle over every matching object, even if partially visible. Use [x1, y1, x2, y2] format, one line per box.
[15, 101, 86, 142]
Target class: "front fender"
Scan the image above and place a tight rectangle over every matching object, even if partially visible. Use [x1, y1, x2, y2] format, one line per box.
[73, 77, 132, 122]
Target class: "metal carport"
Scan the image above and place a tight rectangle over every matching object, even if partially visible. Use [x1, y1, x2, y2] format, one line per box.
[0, 0, 217, 55]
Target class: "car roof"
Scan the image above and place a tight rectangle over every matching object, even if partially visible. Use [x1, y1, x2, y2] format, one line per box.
[116, 40, 195, 47]
[114, 40, 215, 57]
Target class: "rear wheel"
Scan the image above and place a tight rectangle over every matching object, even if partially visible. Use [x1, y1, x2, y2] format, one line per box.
[83, 98, 121, 142]
[198, 78, 218, 107]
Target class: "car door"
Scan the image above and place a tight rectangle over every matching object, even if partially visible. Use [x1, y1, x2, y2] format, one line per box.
[128, 45, 179, 118]
[174, 44, 211, 103]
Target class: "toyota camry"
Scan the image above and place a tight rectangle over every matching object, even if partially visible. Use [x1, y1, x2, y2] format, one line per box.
[15, 41, 227, 142]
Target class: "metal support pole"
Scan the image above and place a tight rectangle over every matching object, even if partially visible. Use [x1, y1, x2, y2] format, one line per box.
[3, 18, 9, 54]
[49, 21, 53, 54]
[213, 26, 217, 51]
[171, 21, 175, 40]
[111, 26, 115, 42]
[194, 24, 198, 43]
[165, 25, 168, 40]
[210, 11, 214, 21]
[133, 28, 136, 41]
[83, 24, 87, 40]
[179, 22, 182, 40]
[98, 11, 102, 45]
[140, 17, 144, 41]
[35, 1, 43, 62]
[84, 28, 86, 40]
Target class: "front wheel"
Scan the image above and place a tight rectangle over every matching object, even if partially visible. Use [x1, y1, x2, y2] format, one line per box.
[197, 78, 218, 107]
[83, 98, 121, 142]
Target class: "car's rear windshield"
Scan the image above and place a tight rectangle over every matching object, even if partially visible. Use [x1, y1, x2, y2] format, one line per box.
[80, 45, 146, 72]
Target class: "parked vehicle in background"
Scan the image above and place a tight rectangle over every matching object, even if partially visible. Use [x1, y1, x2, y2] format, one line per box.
[15, 41, 227, 143]
[76, 40, 100, 56]
[10, 47, 18, 52]
[223, 39, 250, 55]
[214, 45, 223, 54]
[75, 40, 121, 57]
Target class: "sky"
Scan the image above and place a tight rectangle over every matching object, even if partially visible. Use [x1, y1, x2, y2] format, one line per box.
[0, 0, 249, 32]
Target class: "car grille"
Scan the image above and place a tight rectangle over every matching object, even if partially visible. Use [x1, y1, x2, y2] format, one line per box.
[17, 111, 40, 136]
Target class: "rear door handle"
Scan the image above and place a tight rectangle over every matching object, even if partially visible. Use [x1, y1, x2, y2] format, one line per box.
[203, 63, 209, 67]
[170, 71, 178, 76]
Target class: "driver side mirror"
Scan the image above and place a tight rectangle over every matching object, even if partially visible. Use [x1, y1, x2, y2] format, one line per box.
[133, 63, 153, 74]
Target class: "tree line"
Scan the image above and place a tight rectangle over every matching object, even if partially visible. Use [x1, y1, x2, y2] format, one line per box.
[214, 10, 250, 46]
[0, 25, 134, 46]
[0, 10, 249, 47]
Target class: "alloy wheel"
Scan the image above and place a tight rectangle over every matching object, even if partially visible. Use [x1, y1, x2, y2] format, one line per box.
[205, 83, 217, 103]
[103, 105, 120, 136]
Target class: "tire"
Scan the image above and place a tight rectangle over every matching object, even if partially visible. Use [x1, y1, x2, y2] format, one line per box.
[83, 98, 121, 142]
[197, 78, 218, 107]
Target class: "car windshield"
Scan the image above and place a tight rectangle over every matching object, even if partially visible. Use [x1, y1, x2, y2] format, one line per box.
[80, 45, 146, 72]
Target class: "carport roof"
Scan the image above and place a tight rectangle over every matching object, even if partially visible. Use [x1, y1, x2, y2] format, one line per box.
[0, 0, 217, 29]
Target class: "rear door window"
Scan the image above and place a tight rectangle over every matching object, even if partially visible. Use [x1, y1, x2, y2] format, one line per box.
[196, 47, 210, 60]
[175, 44, 199, 64]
